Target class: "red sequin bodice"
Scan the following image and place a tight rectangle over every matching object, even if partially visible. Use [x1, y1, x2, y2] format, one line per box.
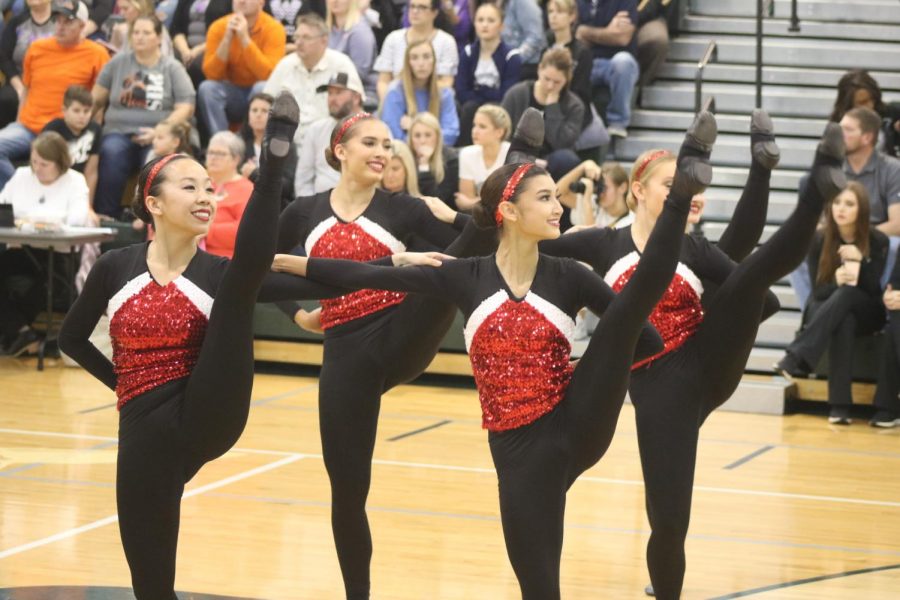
[107, 273, 212, 408]
[605, 252, 704, 369]
[307, 217, 407, 329]
[465, 291, 575, 431]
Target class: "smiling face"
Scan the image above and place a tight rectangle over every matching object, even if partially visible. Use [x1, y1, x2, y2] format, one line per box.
[334, 119, 392, 186]
[145, 159, 217, 236]
[499, 174, 564, 241]
[831, 188, 860, 228]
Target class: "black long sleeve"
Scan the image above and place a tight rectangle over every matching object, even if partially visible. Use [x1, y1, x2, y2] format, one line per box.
[0, 12, 27, 80]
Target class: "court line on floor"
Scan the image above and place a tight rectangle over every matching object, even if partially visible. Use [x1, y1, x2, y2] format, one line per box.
[0, 453, 304, 560]
[250, 384, 318, 407]
[387, 420, 452, 442]
[77, 402, 117, 414]
[708, 562, 900, 598]
[724, 445, 775, 470]
[0, 439, 117, 476]
[3, 428, 900, 509]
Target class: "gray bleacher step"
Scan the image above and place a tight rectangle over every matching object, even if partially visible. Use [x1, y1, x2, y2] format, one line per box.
[690, 0, 900, 25]
[712, 166, 804, 191]
[704, 221, 779, 245]
[772, 284, 801, 311]
[681, 14, 900, 42]
[719, 377, 791, 415]
[747, 347, 788, 372]
[616, 130, 818, 169]
[638, 82, 888, 119]
[630, 110, 827, 138]
[755, 313, 802, 346]
[669, 35, 900, 71]
[654, 63, 900, 92]
[702, 187, 798, 222]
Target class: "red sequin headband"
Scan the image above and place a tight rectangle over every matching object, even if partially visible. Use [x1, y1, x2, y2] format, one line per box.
[633, 150, 672, 183]
[332, 112, 372, 153]
[495, 163, 535, 226]
[143, 153, 182, 200]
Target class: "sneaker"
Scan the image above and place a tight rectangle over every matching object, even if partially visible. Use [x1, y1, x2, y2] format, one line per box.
[870, 410, 898, 428]
[775, 352, 811, 379]
[644, 583, 655, 596]
[6, 327, 41, 357]
[828, 406, 852, 425]
[607, 124, 628, 139]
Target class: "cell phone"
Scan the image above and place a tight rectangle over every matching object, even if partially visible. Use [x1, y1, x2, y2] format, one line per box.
[0, 203, 13, 227]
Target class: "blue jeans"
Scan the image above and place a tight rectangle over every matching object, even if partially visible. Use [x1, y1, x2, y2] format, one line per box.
[197, 80, 267, 135]
[0, 122, 36, 189]
[590, 51, 640, 129]
[94, 133, 150, 218]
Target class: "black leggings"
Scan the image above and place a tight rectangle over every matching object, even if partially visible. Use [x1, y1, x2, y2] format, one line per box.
[116, 143, 289, 599]
[632, 167, 830, 600]
[489, 188, 694, 600]
[874, 314, 900, 413]
[319, 219, 496, 599]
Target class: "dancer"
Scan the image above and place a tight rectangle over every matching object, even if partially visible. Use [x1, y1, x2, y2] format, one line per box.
[541, 117, 848, 599]
[272, 113, 720, 598]
[275, 112, 498, 599]
[57, 93, 349, 599]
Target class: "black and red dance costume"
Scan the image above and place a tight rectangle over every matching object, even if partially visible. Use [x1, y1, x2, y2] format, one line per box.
[295, 154, 708, 598]
[276, 186, 496, 598]
[57, 104, 343, 599]
[540, 126, 848, 599]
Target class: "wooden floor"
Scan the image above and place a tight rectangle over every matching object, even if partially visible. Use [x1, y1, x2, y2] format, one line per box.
[1, 356, 899, 599]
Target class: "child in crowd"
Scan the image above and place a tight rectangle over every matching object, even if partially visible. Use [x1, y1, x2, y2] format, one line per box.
[148, 119, 193, 162]
[41, 85, 101, 197]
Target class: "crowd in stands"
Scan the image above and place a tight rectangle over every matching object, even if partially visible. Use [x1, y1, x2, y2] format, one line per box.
[0, 0, 897, 424]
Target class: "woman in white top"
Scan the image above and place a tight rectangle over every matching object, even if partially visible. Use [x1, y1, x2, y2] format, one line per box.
[0, 131, 89, 355]
[456, 104, 510, 211]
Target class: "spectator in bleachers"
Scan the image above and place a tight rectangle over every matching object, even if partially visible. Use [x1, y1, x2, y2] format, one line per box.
[238, 91, 296, 204]
[776, 182, 889, 425]
[871, 248, 900, 427]
[381, 40, 459, 145]
[499, 0, 544, 74]
[0, 0, 56, 128]
[80, 0, 116, 38]
[294, 70, 363, 196]
[502, 46, 583, 181]
[455, 103, 509, 211]
[41, 85, 101, 200]
[0, 131, 89, 355]
[575, 0, 639, 139]
[455, 2, 520, 147]
[374, 0, 458, 101]
[157, 0, 179, 27]
[104, 0, 175, 56]
[557, 159, 631, 228]
[271, 0, 325, 51]
[408, 111, 457, 206]
[148, 117, 193, 160]
[171, 0, 232, 87]
[0, 0, 109, 192]
[92, 15, 195, 217]
[400, 0, 472, 48]
[327, 0, 378, 100]
[198, 0, 285, 136]
[635, 0, 673, 87]
[204, 130, 253, 258]
[360, 0, 397, 51]
[544, 0, 592, 132]
[830, 70, 900, 158]
[264, 13, 356, 145]
[381, 138, 420, 195]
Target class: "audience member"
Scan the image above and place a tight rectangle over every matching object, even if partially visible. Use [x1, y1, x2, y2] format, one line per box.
[294, 70, 363, 196]
[360, 0, 397, 50]
[544, 0, 592, 130]
[575, 0, 638, 138]
[41, 85, 100, 198]
[171, 0, 232, 87]
[0, 131, 89, 355]
[327, 0, 377, 100]
[381, 40, 459, 145]
[871, 247, 900, 427]
[80, 0, 115, 38]
[238, 92, 296, 204]
[776, 182, 889, 425]
[557, 159, 631, 227]
[271, 0, 325, 49]
[204, 130, 254, 258]
[408, 111, 457, 206]
[0, 0, 56, 128]
[0, 0, 109, 191]
[104, 0, 175, 55]
[502, 47, 583, 180]
[92, 15, 195, 217]
[374, 0, 458, 101]
[148, 117, 193, 160]
[499, 0, 544, 70]
[264, 13, 357, 145]
[456, 103, 509, 211]
[635, 0, 672, 86]
[401, 0, 472, 47]
[455, 2, 520, 146]
[830, 69, 900, 158]
[381, 138, 420, 195]
[199, 0, 285, 136]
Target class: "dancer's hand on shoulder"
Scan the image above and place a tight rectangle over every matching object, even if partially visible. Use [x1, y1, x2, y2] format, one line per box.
[392, 251, 454, 268]
[421, 195, 457, 224]
[272, 254, 308, 276]
[294, 307, 323, 334]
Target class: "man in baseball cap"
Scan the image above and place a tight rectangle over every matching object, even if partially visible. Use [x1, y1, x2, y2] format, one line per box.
[51, 0, 89, 22]
[315, 71, 366, 103]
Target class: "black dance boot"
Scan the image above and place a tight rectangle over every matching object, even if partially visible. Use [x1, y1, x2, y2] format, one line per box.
[670, 110, 718, 201]
[750, 108, 780, 170]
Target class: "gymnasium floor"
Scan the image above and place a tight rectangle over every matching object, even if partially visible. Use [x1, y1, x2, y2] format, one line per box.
[1, 357, 898, 599]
